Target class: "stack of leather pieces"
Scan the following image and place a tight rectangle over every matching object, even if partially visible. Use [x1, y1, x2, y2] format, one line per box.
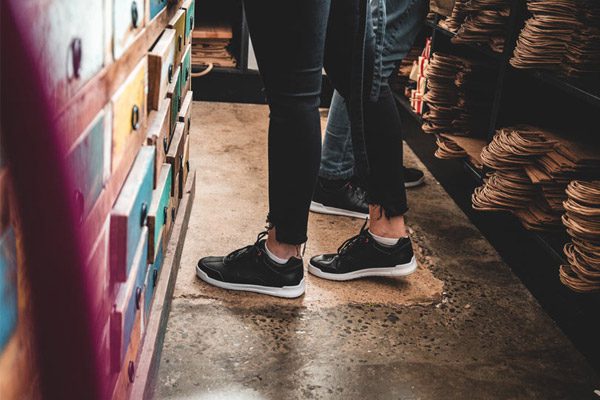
[560, 181, 600, 293]
[511, 0, 600, 77]
[435, 134, 486, 168]
[192, 24, 236, 68]
[452, 1, 511, 53]
[422, 52, 495, 136]
[439, 0, 468, 33]
[472, 126, 566, 230]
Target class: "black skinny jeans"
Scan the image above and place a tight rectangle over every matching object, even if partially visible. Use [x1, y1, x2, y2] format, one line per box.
[244, 0, 407, 245]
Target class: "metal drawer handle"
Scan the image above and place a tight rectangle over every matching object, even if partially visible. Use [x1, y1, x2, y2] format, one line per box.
[171, 207, 176, 220]
[70, 38, 82, 79]
[135, 287, 142, 310]
[186, 160, 190, 173]
[131, 0, 139, 28]
[140, 202, 148, 227]
[128, 361, 135, 383]
[163, 136, 168, 153]
[178, 154, 183, 170]
[185, 66, 190, 83]
[163, 205, 168, 222]
[153, 268, 158, 287]
[190, 16, 194, 31]
[177, 95, 182, 111]
[178, 35, 182, 52]
[168, 64, 174, 84]
[131, 105, 140, 131]
[74, 190, 84, 225]
[187, 118, 191, 133]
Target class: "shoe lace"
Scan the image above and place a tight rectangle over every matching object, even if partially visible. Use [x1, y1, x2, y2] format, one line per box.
[337, 218, 369, 255]
[225, 231, 268, 262]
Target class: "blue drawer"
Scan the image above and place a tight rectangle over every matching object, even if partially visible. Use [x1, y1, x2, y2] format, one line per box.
[110, 146, 155, 282]
[0, 227, 17, 352]
[149, 0, 167, 21]
[111, 228, 148, 371]
[182, 0, 195, 44]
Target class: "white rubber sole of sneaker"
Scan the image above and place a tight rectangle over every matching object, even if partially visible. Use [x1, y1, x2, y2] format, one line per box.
[405, 176, 425, 188]
[196, 266, 305, 298]
[308, 256, 417, 281]
[310, 201, 369, 219]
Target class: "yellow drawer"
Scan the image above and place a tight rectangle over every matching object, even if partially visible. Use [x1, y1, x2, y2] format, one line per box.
[148, 29, 177, 111]
[111, 58, 148, 171]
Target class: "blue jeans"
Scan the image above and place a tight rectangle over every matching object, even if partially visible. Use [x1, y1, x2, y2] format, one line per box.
[320, 0, 428, 181]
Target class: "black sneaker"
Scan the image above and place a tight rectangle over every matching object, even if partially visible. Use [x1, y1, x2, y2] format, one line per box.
[404, 167, 425, 188]
[310, 177, 369, 219]
[196, 232, 305, 298]
[308, 221, 417, 281]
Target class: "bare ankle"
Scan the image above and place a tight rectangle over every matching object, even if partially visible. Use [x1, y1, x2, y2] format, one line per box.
[368, 206, 408, 238]
[267, 229, 301, 259]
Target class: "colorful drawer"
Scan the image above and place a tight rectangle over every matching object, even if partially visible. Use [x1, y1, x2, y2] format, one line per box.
[111, 58, 147, 172]
[178, 91, 193, 137]
[66, 109, 111, 223]
[181, 0, 195, 44]
[114, 0, 146, 60]
[86, 217, 110, 324]
[180, 44, 192, 100]
[14, 0, 105, 105]
[180, 135, 190, 199]
[0, 227, 17, 352]
[112, 293, 143, 398]
[110, 146, 155, 282]
[148, 29, 177, 111]
[146, 98, 171, 188]
[147, 164, 172, 263]
[166, 66, 182, 136]
[110, 228, 148, 371]
[166, 122, 185, 198]
[143, 236, 163, 325]
[167, 9, 186, 68]
[147, 0, 168, 23]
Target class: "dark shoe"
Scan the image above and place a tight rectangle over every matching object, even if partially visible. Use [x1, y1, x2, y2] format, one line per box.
[308, 221, 417, 281]
[310, 177, 369, 219]
[196, 232, 305, 298]
[404, 167, 425, 188]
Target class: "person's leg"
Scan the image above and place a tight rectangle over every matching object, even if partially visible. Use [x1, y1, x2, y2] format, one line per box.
[196, 0, 330, 297]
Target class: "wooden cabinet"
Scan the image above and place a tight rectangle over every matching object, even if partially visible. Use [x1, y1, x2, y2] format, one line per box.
[114, 0, 146, 60]
[148, 29, 177, 111]
[110, 147, 155, 282]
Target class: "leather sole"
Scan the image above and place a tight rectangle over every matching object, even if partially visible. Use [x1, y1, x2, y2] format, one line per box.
[196, 266, 306, 298]
[308, 256, 417, 281]
[310, 201, 369, 219]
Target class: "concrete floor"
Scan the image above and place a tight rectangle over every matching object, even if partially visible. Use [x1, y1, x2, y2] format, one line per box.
[155, 102, 600, 400]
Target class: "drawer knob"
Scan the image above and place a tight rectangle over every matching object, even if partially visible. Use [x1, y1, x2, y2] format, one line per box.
[168, 64, 174, 84]
[163, 136, 168, 153]
[128, 361, 135, 383]
[140, 202, 148, 227]
[177, 95, 182, 111]
[187, 119, 191, 132]
[74, 190, 84, 225]
[131, 105, 140, 131]
[190, 16, 194, 31]
[171, 207, 176, 220]
[153, 268, 158, 287]
[186, 160, 190, 173]
[185, 66, 190, 83]
[131, 1, 139, 28]
[178, 35, 182, 52]
[178, 154, 183, 170]
[70, 38, 82, 79]
[163, 205, 168, 222]
[135, 287, 142, 310]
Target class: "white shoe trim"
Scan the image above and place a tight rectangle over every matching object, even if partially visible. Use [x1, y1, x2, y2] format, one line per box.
[308, 256, 417, 281]
[310, 201, 369, 219]
[196, 265, 305, 298]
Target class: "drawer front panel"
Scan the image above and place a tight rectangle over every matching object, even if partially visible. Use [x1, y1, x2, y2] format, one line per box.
[147, 164, 173, 262]
[114, 0, 146, 60]
[87, 218, 110, 325]
[168, 9, 186, 67]
[182, 0, 195, 43]
[67, 110, 110, 222]
[111, 299, 142, 398]
[180, 135, 190, 198]
[146, 98, 171, 188]
[172, 171, 181, 211]
[144, 237, 164, 324]
[110, 146, 155, 282]
[0, 227, 17, 352]
[180, 44, 192, 99]
[148, 29, 176, 111]
[14, 0, 104, 105]
[112, 58, 148, 172]
[166, 122, 185, 197]
[148, 0, 167, 21]
[111, 228, 148, 371]
[178, 91, 193, 137]
[166, 67, 182, 136]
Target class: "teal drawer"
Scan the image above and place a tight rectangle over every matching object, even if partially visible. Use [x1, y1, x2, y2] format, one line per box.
[110, 146, 155, 282]
[182, 0, 195, 44]
[166, 66, 182, 137]
[149, 0, 167, 21]
[181, 44, 192, 100]
[111, 227, 148, 371]
[66, 109, 109, 223]
[0, 227, 17, 352]
[147, 164, 172, 263]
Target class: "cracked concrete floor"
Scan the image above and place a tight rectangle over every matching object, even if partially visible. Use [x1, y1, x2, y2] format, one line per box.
[154, 102, 600, 399]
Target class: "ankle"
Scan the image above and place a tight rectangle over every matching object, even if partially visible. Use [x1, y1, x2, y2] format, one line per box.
[266, 230, 301, 259]
[368, 208, 408, 238]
